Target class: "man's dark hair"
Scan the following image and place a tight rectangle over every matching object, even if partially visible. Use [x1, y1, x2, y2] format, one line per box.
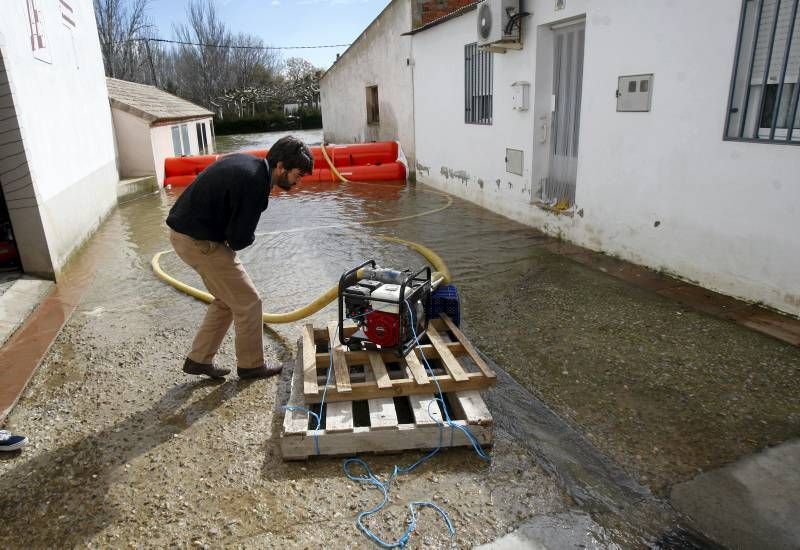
[266, 136, 314, 174]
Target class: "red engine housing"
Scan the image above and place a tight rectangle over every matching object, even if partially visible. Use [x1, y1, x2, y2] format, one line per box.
[364, 310, 401, 348]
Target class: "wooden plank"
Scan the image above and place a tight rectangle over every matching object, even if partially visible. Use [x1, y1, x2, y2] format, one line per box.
[283, 351, 310, 436]
[314, 342, 468, 367]
[302, 324, 319, 397]
[367, 352, 392, 389]
[327, 323, 351, 394]
[426, 323, 469, 382]
[439, 315, 496, 380]
[304, 372, 494, 403]
[409, 394, 443, 426]
[368, 398, 398, 430]
[404, 349, 431, 386]
[325, 401, 354, 433]
[280, 422, 493, 460]
[450, 391, 493, 426]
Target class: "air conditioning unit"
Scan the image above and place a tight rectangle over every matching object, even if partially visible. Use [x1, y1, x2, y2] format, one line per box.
[477, 0, 524, 52]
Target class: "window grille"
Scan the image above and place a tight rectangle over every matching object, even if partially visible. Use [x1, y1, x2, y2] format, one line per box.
[60, 0, 76, 29]
[726, 0, 800, 144]
[465, 43, 493, 125]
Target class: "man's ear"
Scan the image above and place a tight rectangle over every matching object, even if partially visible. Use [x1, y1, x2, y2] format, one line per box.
[275, 161, 284, 173]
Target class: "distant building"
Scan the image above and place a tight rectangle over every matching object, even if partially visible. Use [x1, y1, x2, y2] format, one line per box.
[283, 103, 300, 115]
[321, 0, 800, 317]
[0, 0, 119, 279]
[106, 78, 215, 186]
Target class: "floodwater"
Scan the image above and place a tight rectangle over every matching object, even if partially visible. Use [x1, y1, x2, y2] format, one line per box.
[1, 130, 797, 547]
[214, 128, 323, 153]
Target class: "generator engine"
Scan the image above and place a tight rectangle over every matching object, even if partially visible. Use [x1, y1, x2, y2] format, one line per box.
[338, 260, 431, 356]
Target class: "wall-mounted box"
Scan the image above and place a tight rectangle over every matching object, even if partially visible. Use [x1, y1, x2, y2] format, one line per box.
[511, 81, 530, 111]
[506, 148, 523, 175]
[616, 74, 654, 112]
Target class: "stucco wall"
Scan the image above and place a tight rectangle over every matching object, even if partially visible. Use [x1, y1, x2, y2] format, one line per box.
[0, 0, 118, 277]
[151, 118, 212, 186]
[320, 0, 416, 173]
[112, 108, 155, 179]
[413, 0, 800, 316]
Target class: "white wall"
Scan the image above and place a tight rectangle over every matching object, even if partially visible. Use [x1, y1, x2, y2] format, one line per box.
[112, 108, 155, 178]
[0, 0, 118, 277]
[320, 0, 416, 173]
[413, 0, 800, 316]
[151, 118, 213, 186]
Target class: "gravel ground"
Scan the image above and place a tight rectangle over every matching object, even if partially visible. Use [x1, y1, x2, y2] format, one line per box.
[0, 302, 567, 548]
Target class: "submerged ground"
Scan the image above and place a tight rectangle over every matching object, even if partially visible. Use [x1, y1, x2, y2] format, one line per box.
[0, 133, 797, 548]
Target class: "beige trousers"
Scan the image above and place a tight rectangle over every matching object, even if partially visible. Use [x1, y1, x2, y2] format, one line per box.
[170, 230, 263, 370]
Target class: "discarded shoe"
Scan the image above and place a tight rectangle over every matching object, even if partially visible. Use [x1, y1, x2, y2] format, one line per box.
[237, 363, 282, 379]
[183, 358, 230, 379]
[0, 430, 28, 452]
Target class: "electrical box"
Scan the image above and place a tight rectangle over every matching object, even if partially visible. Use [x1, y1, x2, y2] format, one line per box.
[506, 148, 523, 175]
[616, 74, 654, 112]
[511, 81, 530, 111]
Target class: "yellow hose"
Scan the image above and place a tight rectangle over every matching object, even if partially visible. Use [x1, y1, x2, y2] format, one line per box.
[151, 143, 453, 324]
[152, 235, 450, 324]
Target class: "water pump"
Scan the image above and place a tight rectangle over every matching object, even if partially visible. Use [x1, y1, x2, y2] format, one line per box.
[338, 260, 431, 356]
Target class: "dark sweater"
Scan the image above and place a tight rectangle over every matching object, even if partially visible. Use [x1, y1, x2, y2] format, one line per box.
[167, 154, 271, 251]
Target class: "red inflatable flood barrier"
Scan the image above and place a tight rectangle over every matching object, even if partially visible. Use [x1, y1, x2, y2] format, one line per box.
[164, 142, 406, 188]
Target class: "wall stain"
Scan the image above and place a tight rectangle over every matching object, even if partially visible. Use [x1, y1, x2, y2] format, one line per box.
[440, 166, 470, 184]
[496, 179, 501, 189]
[477, 178, 484, 189]
[416, 161, 430, 176]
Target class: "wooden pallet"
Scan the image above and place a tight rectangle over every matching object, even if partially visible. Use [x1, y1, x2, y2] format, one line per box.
[281, 333, 494, 460]
[301, 314, 496, 404]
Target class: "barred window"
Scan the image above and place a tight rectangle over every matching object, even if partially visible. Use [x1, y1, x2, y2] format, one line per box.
[726, 0, 800, 143]
[465, 43, 493, 125]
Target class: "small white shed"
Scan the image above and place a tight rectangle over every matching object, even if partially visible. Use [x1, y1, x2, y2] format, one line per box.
[106, 78, 215, 186]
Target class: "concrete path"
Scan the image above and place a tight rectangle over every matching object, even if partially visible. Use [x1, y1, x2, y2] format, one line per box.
[671, 439, 800, 550]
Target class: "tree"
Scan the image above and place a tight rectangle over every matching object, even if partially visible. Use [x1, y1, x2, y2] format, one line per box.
[93, 0, 155, 81]
[282, 57, 322, 107]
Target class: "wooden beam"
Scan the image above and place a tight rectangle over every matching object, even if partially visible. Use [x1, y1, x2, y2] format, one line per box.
[426, 323, 469, 382]
[368, 398, 398, 430]
[302, 324, 319, 397]
[314, 343, 467, 367]
[403, 348, 431, 386]
[325, 401, 354, 433]
[283, 350, 310, 436]
[304, 372, 494, 403]
[368, 352, 392, 389]
[440, 314, 496, 380]
[328, 323, 351, 394]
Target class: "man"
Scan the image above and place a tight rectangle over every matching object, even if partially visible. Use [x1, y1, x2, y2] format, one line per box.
[167, 135, 313, 380]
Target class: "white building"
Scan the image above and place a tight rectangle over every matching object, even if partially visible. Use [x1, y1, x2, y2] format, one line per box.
[0, 0, 119, 279]
[106, 78, 215, 187]
[324, 0, 800, 318]
[320, 0, 416, 174]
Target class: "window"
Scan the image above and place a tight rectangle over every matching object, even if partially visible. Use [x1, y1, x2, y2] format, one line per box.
[26, 0, 51, 63]
[180, 124, 191, 154]
[171, 126, 183, 156]
[196, 122, 209, 155]
[465, 43, 493, 124]
[725, 0, 800, 143]
[366, 86, 380, 125]
[60, 0, 76, 29]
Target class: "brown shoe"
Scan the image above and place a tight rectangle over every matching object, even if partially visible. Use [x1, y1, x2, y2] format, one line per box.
[183, 358, 230, 379]
[237, 363, 282, 379]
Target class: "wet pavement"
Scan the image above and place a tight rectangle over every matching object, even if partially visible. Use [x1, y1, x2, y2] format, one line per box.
[0, 131, 798, 547]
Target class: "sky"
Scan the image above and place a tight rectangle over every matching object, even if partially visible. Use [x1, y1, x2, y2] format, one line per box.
[147, 0, 392, 70]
